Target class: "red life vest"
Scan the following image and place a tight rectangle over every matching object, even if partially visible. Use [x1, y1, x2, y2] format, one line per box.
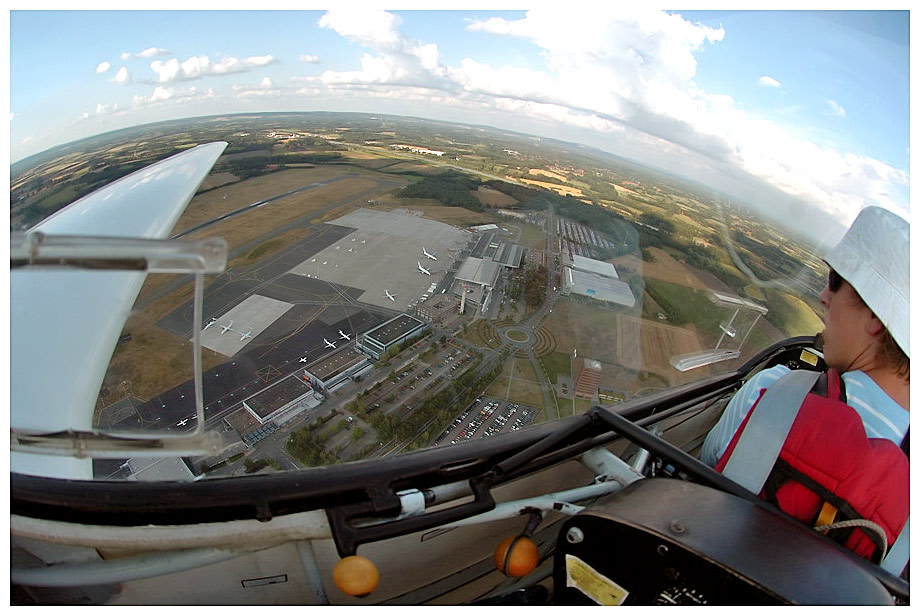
[716, 370, 909, 562]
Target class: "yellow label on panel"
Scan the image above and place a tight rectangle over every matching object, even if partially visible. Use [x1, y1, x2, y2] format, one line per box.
[799, 350, 819, 366]
[565, 554, 629, 605]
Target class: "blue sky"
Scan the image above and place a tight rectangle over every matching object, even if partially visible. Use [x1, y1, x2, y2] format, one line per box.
[8, 8, 911, 240]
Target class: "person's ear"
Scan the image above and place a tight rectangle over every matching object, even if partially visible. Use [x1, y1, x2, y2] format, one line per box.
[866, 312, 885, 338]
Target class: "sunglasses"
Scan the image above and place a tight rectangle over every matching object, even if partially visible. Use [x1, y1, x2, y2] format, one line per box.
[828, 268, 844, 292]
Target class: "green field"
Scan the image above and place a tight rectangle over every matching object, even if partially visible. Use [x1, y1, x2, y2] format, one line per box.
[644, 279, 731, 338]
[541, 351, 572, 384]
[764, 289, 825, 337]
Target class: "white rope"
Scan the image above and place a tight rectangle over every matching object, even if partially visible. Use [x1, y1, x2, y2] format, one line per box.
[815, 519, 888, 561]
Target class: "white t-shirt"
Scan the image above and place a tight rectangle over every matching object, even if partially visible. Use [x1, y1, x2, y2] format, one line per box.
[700, 365, 910, 467]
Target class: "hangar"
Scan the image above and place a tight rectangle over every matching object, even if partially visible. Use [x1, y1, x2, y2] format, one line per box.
[562, 267, 636, 308]
[565, 253, 619, 279]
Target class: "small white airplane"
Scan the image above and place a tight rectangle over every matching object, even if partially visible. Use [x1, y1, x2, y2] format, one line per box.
[384, 290, 397, 302]
[422, 247, 437, 261]
[338, 330, 351, 340]
[323, 338, 337, 349]
[203, 317, 217, 331]
[418, 261, 432, 276]
[299, 357, 307, 363]
[220, 320, 234, 334]
[239, 330, 253, 341]
[176, 417, 191, 427]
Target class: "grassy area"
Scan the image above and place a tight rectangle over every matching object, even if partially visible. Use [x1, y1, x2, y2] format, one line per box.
[558, 397, 596, 417]
[227, 229, 311, 268]
[763, 288, 825, 337]
[541, 351, 572, 384]
[518, 221, 547, 250]
[644, 278, 731, 338]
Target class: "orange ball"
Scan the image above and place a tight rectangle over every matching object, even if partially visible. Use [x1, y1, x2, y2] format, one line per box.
[333, 555, 380, 597]
[494, 535, 539, 577]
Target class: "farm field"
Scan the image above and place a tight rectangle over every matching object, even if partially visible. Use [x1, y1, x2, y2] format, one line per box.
[763, 288, 825, 337]
[644, 278, 736, 341]
[613, 246, 708, 290]
[512, 177, 584, 197]
[475, 186, 518, 207]
[616, 314, 706, 386]
[528, 168, 567, 182]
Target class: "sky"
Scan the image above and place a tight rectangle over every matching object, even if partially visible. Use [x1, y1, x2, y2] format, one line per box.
[7, 7, 912, 243]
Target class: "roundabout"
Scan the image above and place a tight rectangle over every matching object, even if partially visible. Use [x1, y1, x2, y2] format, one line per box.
[504, 328, 530, 344]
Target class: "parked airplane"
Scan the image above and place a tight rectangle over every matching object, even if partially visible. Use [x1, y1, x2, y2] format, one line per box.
[384, 290, 397, 301]
[203, 317, 217, 331]
[323, 338, 337, 349]
[239, 330, 253, 341]
[220, 321, 234, 334]
[422, 247, 437, 261]
[176, 417, 191, 427]
[299, 357, 307, 363]
[418, 261, 432, 276]
[338, 330, 351, 340]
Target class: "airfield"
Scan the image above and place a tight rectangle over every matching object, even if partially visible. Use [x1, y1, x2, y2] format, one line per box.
[290, 208, 471, 311]
[101, 207, 478, 432]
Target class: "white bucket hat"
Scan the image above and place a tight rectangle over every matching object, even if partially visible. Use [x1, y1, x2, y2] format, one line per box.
[824, 206, 910, 358]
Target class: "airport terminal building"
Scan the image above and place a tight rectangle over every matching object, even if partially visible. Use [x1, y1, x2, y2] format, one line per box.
[241, 375, 325, 425]
[303, 346, 374, 393]
[356, 314, 428, 360]
[416, 294, 460, 324]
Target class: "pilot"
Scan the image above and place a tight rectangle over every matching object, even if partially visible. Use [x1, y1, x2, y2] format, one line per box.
[699, 206, 909, 568]
[702, 205, 909, 465]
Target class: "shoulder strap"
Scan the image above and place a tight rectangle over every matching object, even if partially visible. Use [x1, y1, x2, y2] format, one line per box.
[880, 516, 909, 575]
[721, 370, 822, 494]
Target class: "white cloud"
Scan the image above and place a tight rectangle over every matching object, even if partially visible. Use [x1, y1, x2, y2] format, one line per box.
[122, 47, 170, 60]
[300, 54, 320, 63]
[95, 61, 112, 74]
[313, 8, 902, 226]
[232, 77, 283, 99]
[138, 47, 169, 58]
[319, 10, 402, 47]
[151, 86, 173, 102]
[150, 54, 278, 83]
[318, 10, 449, 87]
[826, 99, 846, 117]
[131, 85, 214, 108]
[112, 66, 130, 84]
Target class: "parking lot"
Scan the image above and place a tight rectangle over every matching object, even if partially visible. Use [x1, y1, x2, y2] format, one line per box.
[435, 397, 538, 446]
